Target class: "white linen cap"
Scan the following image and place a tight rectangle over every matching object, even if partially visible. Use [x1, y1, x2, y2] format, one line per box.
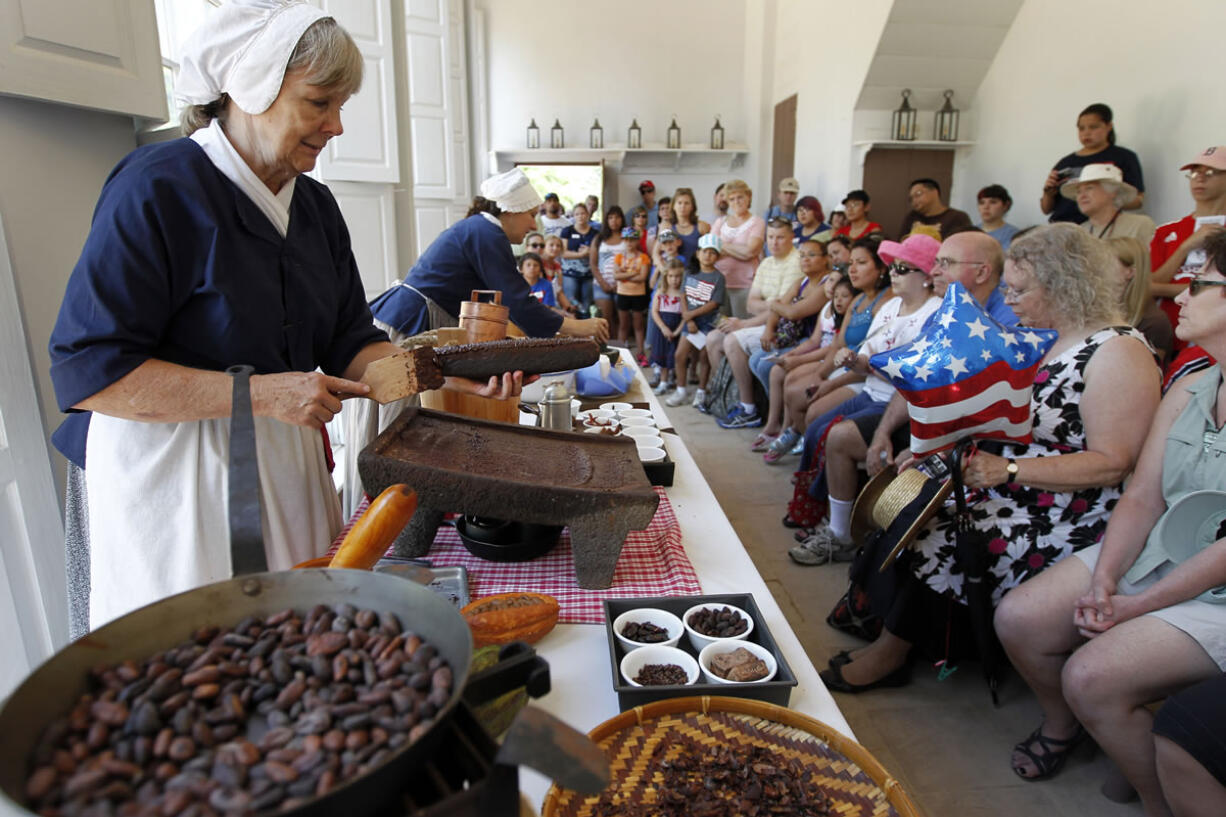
[176, 0, 330, 115]
[478, 168, 544, 214]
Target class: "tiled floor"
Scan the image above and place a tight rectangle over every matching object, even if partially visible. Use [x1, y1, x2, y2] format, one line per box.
[660, 396, 1143, 817]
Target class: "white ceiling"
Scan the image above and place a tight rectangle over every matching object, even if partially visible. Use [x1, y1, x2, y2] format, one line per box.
[855, 0, 1025, 111]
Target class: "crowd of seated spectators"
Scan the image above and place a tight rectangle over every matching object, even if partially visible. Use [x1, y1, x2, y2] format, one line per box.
[515, 99, 1226, 814]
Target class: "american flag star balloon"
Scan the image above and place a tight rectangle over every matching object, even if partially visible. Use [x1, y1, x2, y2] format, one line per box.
[869, 282, 1058, 454]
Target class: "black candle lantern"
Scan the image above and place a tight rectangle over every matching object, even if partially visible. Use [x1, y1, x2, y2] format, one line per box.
[550, 119, 564, 149]
[526, 119, 540, 149]
[590, 118, 603, 149]
[627, 118, 642, 149]
[892, 89, 917, 141]
[667, 117, 681, 149]
[710, 116, 724, 150]
[935, 90, 960, 142]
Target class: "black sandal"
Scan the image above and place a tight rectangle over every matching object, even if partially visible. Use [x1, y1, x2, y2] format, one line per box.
[782, 514, 805, 529]
[1011, 724, 1088, 781]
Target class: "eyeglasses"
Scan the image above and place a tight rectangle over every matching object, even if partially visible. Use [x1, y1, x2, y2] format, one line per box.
[933, 257, 980, 271]
[1188, 278, 1226, 297]
[1185, 168, 1222, 181]
[1002, 285, 1036, 302]
[889, 261, 923, 276]
[526, 242, 545, 248]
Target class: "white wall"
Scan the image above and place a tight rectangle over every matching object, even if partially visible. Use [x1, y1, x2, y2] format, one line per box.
[0, 95, 138, 499]
[477, 0, 767, 214]
[773, 0, 894, 216]
[952, 0, 1226, 229]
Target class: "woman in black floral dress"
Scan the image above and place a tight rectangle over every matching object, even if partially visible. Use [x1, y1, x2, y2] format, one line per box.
[821, 224, 1162, 692]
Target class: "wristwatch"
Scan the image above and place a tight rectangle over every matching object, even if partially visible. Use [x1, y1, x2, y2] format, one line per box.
[1005, 458, 1019, 484]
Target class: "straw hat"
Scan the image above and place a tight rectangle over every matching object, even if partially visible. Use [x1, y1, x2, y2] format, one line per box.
[851, 465, 952, 571]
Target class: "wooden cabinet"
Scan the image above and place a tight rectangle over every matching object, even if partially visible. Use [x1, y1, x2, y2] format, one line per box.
[0, 0, 166, 120]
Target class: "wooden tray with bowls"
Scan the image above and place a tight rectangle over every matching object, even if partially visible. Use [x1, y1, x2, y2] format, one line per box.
[542, 695, 921, 817]
[604, 594, 797, 709]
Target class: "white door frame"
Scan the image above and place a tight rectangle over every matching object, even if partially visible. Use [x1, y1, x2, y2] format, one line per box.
[0, 212, 66, 698]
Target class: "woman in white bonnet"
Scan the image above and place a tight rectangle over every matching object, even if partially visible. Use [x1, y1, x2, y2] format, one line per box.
[48, 0, 524, 632]
[368, 168, 610, 343]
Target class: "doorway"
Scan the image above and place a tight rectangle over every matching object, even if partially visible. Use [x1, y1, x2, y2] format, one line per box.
[861, 148, 955, 240]
[515, 163, 605, 221]
[771, 94, 797, 204]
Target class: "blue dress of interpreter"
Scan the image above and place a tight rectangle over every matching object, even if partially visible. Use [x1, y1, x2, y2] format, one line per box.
[369, 214, 564, 338]
[49, 137, 387, 468]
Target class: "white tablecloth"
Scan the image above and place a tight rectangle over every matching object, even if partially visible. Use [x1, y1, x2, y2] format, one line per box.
[520, 354, 852, 807]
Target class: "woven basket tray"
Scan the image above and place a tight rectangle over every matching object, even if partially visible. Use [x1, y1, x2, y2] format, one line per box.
[542, 696, 920, 817]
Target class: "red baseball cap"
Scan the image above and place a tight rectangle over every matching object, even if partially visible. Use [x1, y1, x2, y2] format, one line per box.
[638, 180, 655, 193]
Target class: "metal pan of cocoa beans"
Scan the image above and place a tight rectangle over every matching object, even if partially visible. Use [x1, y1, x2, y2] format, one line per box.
[0, 366, 550, 817]
[0, 568, 551, 817]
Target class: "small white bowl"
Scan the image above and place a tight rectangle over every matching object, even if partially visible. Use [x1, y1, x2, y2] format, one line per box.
[619, 416, 656, 428]
[618, 408, 653, 419]
[637, 446, 666, 463]
[681, 603, 755, 651]
[612, 608, 683, 651]
[620, 426, 662, 442]
[619, 644, 699, 687]
[698, 640, 778, 684]
[570, 399, 582, 419]
[579, 409, 616, 424]
[600, 402, 632, 413]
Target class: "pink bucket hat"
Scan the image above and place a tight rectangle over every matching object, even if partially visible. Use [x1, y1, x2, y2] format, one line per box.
[877, 234, 941, 275]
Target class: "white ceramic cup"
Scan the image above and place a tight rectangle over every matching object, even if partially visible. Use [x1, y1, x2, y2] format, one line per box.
[612, 608, 684, 651]
[619, 644, 699, 687]
[698, 640, 778, 684]
[681, 602, 755, 651]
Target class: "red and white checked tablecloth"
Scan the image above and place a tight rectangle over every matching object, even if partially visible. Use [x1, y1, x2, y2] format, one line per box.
[326, 487, 701, 624]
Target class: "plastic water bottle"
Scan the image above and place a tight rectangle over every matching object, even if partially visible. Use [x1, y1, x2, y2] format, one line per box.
[589, 304, 600, 318]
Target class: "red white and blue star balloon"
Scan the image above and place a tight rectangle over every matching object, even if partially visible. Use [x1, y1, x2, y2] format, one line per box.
[869, 282, 1058, 454]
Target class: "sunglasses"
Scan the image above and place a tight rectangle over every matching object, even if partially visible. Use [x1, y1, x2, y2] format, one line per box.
[889, 261, 923, 276]
[527, 242, 545, 248]
[1188, 278, 1226, 297]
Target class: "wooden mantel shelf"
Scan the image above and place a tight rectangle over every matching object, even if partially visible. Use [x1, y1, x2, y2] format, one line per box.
[853, 139, 977, 166]
[493, 144, 749, 173]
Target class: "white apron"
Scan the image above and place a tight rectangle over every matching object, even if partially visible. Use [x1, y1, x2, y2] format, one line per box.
[85, 414, 341, 628]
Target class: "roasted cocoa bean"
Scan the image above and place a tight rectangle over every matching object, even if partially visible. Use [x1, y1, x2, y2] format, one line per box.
[273, 679, 305, 710]
[190, 684, 219, 701]
[90, 700, 129, 727]
[25, 766, 58, 801]
[126, 701, 162, 737]
[153, 728, 174, 759]
[86, 722, 110, 751]
[159, 691, 190, 717]
[262, 761, 298, 784]
[208, 787, 251, 813]
[379, 611, 402, 636]
[180, 667, 219, 687]
[166, 737, 195, 762]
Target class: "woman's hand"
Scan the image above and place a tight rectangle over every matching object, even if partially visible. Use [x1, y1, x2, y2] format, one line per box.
[760, 331, 776, 351]
[1074, 591, 1145, 638]
[442, 371, 535, 400]
[1073, 574, 1118, 636]
[962, 449, 1011, 489]
[252, 372, 369, 430]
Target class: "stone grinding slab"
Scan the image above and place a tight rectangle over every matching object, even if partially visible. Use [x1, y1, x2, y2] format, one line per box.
[359, 407, 660, 589]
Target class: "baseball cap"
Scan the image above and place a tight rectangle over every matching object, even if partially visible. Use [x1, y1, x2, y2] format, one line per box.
[621, 226, 640, 239]
[877, 234, 940, 276]
[638, 180, 655, 193]
[543, 192, 560, 201]
[697, 233, 722, 253]
[1181, 146, 1226, 172]
[656, 228, 679, 243]
[779, 177, 800, 193]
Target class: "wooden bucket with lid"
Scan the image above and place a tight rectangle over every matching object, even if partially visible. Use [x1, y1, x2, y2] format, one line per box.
[458, 289, 510, 344]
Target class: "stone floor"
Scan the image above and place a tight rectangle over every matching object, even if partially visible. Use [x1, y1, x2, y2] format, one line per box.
[659, 395, 1143, 817]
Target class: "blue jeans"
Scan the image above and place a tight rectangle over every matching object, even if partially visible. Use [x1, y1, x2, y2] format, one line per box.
[749, 345, 796, 389]
[563, 275, 593, 313]
[798, 392, 886, 502]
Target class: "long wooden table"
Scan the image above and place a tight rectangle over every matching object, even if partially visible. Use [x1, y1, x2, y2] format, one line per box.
[519, 357, 853, 807]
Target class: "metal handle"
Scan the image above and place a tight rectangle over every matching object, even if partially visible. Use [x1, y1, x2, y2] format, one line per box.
[226, 365, 269, 576]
